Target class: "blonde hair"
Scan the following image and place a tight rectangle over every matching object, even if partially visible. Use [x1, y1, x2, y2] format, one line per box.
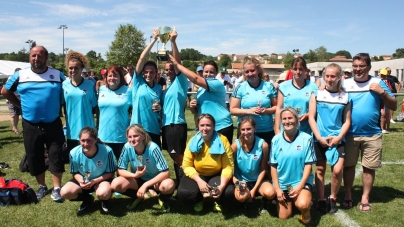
[324, 63, 344, 94]
[243, 57, 263, 80]
[237, 116, 256, 145]
[279, 107, 300, 129]
[65, 50, 88, 69]
[126, 124, 152, 146]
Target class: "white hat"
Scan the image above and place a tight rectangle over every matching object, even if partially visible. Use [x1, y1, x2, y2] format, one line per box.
[276, 72, 287, 82]
[343, 68, 352, 73]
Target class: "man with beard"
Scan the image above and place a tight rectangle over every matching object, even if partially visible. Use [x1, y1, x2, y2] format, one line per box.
[1, 46, 66, 202]
[342, 53, 396, 212]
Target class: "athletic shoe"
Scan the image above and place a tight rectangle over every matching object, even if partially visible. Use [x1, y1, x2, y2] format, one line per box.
[51, 188, 64, 202]
[78, 194, 94, 212]
[114, 192, 122, 197]
[390, 119, 396, 124]
[158, 198, 170, 212]
[194, 201, 203, 212]
[213, 202, 222, 212]
[317, 200, 327, 214]
[328, 197, 338, 214]
[300, 210, 311, 224]
[382, 130, 389, 134]
[101, 200, 110, 213]
[259, 201, 269, 214]
[36, 185, 48, 200]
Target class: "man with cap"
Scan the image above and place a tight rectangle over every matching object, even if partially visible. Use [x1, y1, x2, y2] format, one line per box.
[379, 68, 394, 133]
[386, 67, 401, 123]
[82, 68, 96, 84]
[343, 68, 352, 80]
[1, 46, 66, 202]
[216, 66, 233, 110]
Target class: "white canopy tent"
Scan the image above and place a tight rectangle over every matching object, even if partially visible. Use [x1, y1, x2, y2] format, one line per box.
[0, 60, 31, 79]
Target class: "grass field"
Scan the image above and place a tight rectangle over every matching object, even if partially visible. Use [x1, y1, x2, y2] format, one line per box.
[1, 109, 404, 227]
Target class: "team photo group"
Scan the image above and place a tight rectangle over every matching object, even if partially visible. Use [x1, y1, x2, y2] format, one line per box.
[1, 28, 397, 225]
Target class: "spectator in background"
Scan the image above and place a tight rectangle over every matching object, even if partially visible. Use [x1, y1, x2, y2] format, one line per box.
[262, 73, 270, 82]
[89, 70, 98, 81]
[96, 69, 107, 93]
[230, 71, 238, 87]
[234, 71, 245, 88]
[343, 68, 352, 80]
[156, 71, 167, 91]
[5, 68, 22, 134]
[273, 71, 287, 90]
[124, 64, 135, 85]
[379, 68, 394, 133]
[216, 67, 233, 110]
[386, 67, 401, 123]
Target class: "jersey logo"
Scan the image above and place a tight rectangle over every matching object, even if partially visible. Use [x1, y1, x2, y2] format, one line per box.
[65, 91, 68, 94]
[83, 90, 87, 94]
[279, 148, 283, 152]
[118, 94, 123, 99]
[246, 92, 250, 95]
[49, 74, 54, 79]
[261, 90, 266, 95]
[305, 92, 310, 97]
[170, 149, 176, 154]
[145, 158, 151, 164]
[96, 160, 103, 166]
[101, 94, 105, 97]
[296, 145, 302, 151]
[253, 154, 259, 160]
[238, 156, 242, 160]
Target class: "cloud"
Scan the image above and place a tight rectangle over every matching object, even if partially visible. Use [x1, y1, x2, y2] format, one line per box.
[30, 1, 108, 18]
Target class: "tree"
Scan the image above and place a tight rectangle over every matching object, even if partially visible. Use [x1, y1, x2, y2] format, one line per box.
[303, 49, 318, 63]
[180, 48, 204, 61]
[267, 57, 282, 64]
[283, 52, 295, 70]
[182, 60, 199, 72]
[86, 50, 98, 60]
[106, 24, 146, 67]
[392, 48, 404, 59]
[218, 54, 232, 69]
[315, 46, 331, 62]
[335, 50, 352, 59]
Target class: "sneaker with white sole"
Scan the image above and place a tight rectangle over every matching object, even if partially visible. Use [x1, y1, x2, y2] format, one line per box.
[101, 200, 110, 213]
[78, 194, 94, 212]
[382, 130, 389, 134]
[300, 210, 311, 224]
[51, 188, 64, 202]
[36, 185, 48, 200]
[390, 119, 396, 124]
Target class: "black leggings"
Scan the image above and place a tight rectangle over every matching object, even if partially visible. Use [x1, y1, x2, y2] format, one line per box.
[177, 174, 234, 206]
[218, 124, 234, 145]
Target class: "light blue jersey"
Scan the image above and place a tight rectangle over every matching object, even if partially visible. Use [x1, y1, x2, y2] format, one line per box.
[5, 67, 65, 123]
[232, 80, 277, 132]
[270, 131, 316, 190]
[98, 85, 132, 143]
[69, 143, 117, 181]
[130, 72, 162, 135]
[234, 136, 264, 182]
[162, 73, 188, 126]
[117, 142, 169, 181]
[343, 76, 394, 136]
[315, 90, 350, 141]
[63, 79, 98, 140]
[278, 80, 318, 134]
[196, 78, 233, 131]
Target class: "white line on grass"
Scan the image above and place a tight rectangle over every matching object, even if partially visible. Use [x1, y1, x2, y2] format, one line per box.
[381, 161, 404, 165]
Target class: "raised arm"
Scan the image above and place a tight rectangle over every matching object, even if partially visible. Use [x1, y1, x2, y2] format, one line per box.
[169, 29, 181, 75]
[168, 54, 208, 89]
[136, 28, 159, 75]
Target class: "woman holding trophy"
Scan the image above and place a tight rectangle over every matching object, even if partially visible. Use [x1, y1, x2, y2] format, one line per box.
[110, 124, 175, 212]
[130, 28, 163, 148]
[232, 116, 275, 211]
[60, 127, 117, 213]
[230, 57, 277, 145]
[167, 57, 234, 144]
[274, 57, 318, 135]
[271, 107, 316, 224]
[177, 114, 234, 212]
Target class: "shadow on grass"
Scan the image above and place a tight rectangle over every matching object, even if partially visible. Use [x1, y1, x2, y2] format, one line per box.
[0, 135, 24, 146]
[76, 198, 128, 217]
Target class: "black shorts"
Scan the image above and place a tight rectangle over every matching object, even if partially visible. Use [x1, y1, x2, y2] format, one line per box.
[148, 132, 162, 149]
[162, 124, 187, 155]
[314, 142, 345, 161]
[69, 178, 113, 194]
[255, 131, 275, 149]
[282, 184, 312, 202]
[22, 118, 65, 176]
[105, 143, 125, 160]
[66, 139, 79, 153]
[218, 124, 234, 145]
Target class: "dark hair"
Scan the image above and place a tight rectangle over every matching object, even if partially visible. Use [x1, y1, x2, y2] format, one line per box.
[197, 113, 216, 128]
[291, 56, 307, 70]
[237, 116, 256, 144]
[79, 126, 103, 143]
[126, 64, 133, 68]
[352, 53, 371, 67]
[143, 60, 158, 72]
[203, 60, 218, 73]
[106, 65, 127, 88]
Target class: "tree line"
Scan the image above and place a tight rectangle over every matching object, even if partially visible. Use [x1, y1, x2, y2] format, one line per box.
[1, 24, 404, 75]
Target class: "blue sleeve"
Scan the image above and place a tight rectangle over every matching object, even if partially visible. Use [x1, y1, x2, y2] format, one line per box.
[117, 145, 130, 170]
[59, 71, 66, 81]
[90, 86, 98, 108]
[105, 147, 117, 173]
[266, 82, 277, 98]
[152, 146, 169, 172]
[304, 137, 316, 164]
[206, 79, 224, 93]
[126, 87, 133, 106]
[4, 72, 19, 91]
[233, 83, 243, 99]
[270, 140, 278, 165]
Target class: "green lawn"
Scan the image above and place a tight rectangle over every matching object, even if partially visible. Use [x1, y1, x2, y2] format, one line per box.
[0, 110, 404, 227]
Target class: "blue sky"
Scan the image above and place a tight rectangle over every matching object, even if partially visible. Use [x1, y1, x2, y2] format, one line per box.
[0, 0, 402, 59]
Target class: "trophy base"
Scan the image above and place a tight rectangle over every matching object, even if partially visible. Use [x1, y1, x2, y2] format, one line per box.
[137, 166, 144, 171]
[157, 50, 168, 61]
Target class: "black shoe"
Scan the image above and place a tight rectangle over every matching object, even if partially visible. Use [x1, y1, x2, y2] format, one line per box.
[328, 197, 338, 214]
[259, 202, 269, 214]
[78, 194, 94, 212]
[317, 200, 327, 214]
[101, 200, 110, 213]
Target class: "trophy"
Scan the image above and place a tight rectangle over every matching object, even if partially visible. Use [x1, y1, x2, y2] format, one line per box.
[211, 182, 219, 196]
[286, 184, 293, 192]
[137, 154, 144, 171]
[296, 107, 302, 116]
[156, 26, 173, 61]
[257, 99, 263, 108]
[84, 171, 91, 183]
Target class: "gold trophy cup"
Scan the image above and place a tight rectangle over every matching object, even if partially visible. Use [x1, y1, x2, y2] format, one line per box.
[157, 26, 173, 61]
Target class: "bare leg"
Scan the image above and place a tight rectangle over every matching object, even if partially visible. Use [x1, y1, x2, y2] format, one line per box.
[11, 115, 19, 133]
[35, 172, 46, 186]
[51, 172, 63, 188]
[343, 165, 356, 202]
[360, 166, 375, 211]
[330, 158, 344, 198]
[315, 160, 326, 200]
